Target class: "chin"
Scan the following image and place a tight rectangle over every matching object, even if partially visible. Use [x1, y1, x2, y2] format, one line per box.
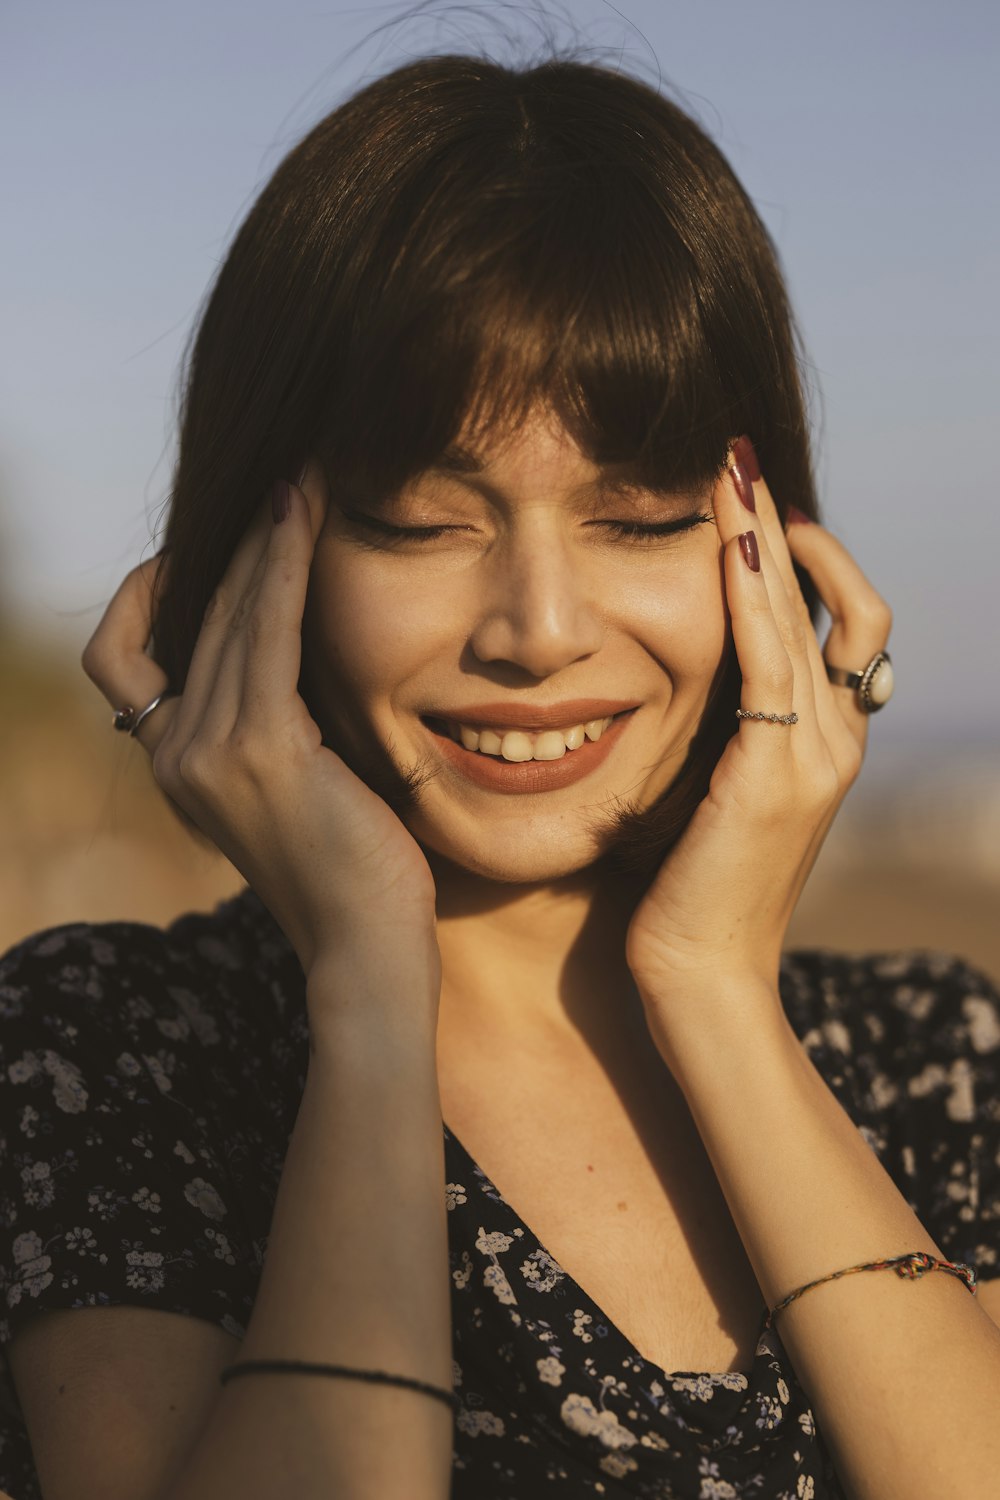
[412, 817, 612, 886]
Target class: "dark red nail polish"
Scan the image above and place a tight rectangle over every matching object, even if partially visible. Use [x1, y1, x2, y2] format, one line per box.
[739, 530, 760, 571]
[787, 505, 812, 525]
[729, 460, 756, 513]
[272, 478, 291, 524]
[734, 434, 762, 481]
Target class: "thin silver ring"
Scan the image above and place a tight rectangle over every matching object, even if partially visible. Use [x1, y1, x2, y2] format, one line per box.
[130, 692, 170, 736]
[735, 709, 798, 725]
[112, 692, 171, 737]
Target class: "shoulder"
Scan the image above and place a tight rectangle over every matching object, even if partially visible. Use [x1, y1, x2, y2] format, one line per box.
[781, 950, 1000, 1273]
[779, 947, 1000, 1068]
[0, 888, 303, 1109]
[0, 887, 291, 1020]
[778, 947, 1000, 1141]
[0, 891, 299, 1351]
[0, 918, 193, 1090]
[0, 887, 283, 982]
[1, 916, 184, 1012]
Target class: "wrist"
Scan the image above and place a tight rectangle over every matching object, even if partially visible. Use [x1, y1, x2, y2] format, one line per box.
[639, 973, 787, 1071]
[305, 941, 441, 1056]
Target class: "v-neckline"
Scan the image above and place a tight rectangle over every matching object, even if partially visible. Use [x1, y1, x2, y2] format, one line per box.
[441, 1116, 772, 1381]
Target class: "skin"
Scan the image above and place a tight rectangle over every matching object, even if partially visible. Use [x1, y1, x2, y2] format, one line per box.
[300, 404, 729, 1051]
[82, 397, 890, 1071]
[83, 396, 1000, 1500]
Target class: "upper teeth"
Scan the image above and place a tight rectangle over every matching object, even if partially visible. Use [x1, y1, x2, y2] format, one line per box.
[448, 717, 615, 761]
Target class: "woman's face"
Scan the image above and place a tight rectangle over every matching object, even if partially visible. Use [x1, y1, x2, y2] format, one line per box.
[302, 406, 730, 883]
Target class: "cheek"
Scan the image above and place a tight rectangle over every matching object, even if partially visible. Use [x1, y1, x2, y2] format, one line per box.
[305, 548, 455, 703]
[304, 539, 729, 713]
[618, 551, 729, 683]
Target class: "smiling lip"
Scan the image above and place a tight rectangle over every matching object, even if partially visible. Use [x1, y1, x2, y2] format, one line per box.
[423, 699, 640, 731]
[422, 708, 636, 795]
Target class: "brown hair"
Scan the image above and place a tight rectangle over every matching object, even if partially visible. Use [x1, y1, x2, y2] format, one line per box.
[151, 51, 820, 883]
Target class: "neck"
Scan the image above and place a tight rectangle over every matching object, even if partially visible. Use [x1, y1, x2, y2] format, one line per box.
[427, 850, 649, 1054]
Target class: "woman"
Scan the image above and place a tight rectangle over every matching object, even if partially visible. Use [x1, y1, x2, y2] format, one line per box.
[0, 49, 998, 1500]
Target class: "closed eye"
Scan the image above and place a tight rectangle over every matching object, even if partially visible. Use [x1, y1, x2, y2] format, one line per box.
[596, 512, 714, 542]
[343, 511, 714, 545]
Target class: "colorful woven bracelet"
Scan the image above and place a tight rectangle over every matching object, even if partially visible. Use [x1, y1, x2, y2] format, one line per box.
[764, 1251, 978, 1329]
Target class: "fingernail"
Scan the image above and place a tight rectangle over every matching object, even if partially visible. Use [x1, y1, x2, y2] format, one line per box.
[272, 478, 291, 524]
[729, 459, 756, 513]
[787, 505, 812, 525]
[733, 434, 762, 481]
[738, 530, 760, 571]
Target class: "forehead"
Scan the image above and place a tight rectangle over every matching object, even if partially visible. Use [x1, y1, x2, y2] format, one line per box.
[427, 407, 603, 485]
[418, 412, 714, 507]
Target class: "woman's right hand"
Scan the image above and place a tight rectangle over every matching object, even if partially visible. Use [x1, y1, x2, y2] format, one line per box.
[81, 467, 441, 1005]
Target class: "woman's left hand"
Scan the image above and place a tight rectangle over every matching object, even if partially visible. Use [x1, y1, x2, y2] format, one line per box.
[625, 441, 892, 1030]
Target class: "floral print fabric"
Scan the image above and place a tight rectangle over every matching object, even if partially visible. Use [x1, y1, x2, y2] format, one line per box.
[0, 887, 997, 1499]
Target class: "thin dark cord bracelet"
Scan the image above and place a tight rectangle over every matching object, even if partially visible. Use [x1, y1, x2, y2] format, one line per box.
[219, 1359, 460, 1415]
[764, 1251, 978, 1330]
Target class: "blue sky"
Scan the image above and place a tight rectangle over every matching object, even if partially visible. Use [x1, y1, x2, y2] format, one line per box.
[2, 0, 998, 772]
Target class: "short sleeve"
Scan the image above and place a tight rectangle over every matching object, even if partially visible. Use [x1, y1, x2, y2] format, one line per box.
[783, 949, 1000, 1283]
[869, 952, 1000, 1278]
[0, 920, 263, 1377]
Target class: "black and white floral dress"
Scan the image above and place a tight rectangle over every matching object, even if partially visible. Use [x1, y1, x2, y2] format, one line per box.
[0, 887, 997, 1499]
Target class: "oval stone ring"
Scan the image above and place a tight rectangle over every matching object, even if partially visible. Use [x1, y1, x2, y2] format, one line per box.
[824, 650, 894, 714]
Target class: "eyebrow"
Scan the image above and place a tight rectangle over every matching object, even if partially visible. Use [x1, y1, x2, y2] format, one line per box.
[429, 445, 486, 476]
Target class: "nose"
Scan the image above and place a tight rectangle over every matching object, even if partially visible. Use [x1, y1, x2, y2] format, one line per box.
[468, 516, 605, 678]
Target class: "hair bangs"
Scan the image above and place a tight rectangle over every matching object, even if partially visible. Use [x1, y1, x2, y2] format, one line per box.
[319, 106, 741, 510]
[153, 51, 820, 867]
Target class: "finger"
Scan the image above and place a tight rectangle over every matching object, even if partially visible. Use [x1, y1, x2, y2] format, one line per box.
[754, 513, 820, 731]
[731, 437, 807, 613]
[167, 460, 312, 746]
[193, 460, 329, 741]
[174, 491, 275, 745]
[239, 479, 315, 724]
[81, 552, 179, 753]
[295, 456, 328, 545]
[785, 514, 892, 742]
[713, 466, 815, 736]
[721, 526, 797, 756]
[729, 439, 843, 752]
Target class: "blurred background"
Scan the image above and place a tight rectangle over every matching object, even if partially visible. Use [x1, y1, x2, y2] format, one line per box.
[2, 0, 998, 979]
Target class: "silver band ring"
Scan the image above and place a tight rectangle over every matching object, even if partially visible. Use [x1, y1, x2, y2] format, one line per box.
[112, 692, 171, 737]
[735, 709, 799, 725]
[824, 650, 893, 714]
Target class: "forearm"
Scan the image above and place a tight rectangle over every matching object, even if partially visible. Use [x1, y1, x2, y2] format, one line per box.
[648, 985, 1000, 1500]
[166, 965, 452, 1500]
